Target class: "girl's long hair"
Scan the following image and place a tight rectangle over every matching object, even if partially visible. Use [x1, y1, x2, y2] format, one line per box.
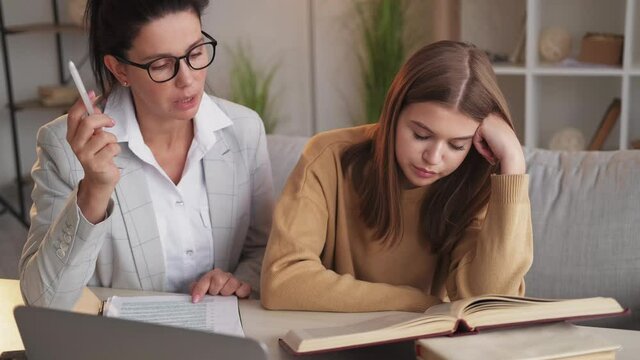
[341, 41, 514, 254]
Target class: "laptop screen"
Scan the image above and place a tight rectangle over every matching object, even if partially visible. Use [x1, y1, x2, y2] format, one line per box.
[13, 306, 267, 360]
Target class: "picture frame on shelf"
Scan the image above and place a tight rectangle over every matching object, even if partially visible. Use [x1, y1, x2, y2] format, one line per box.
[588, 98, 621, 151]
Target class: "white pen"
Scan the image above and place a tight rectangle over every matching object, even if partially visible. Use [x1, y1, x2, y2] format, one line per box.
[68, 60, 94, 115]
[68, 61, 122, 171]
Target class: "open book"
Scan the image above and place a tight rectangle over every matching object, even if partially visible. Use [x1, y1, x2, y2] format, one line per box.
[279, 295, 628, 355]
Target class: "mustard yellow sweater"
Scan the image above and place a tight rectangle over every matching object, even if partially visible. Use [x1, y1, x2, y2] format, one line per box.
[261, 125, 533, 312]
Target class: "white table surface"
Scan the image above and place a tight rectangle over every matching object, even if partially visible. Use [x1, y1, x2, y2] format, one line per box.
[2, 278, 638, 359]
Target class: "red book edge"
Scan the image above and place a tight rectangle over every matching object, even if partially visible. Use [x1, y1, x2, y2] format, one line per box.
[279, 308, 630, 356]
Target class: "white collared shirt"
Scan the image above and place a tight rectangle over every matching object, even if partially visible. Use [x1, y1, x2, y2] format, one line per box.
[105, 88, 233, 292]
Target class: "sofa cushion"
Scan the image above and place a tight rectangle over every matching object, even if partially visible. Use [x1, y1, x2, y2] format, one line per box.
[267, 134, 309, 197]
[524, 148, 640, 330]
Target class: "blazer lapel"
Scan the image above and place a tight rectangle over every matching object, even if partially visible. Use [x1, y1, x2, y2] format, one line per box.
[113, 147, 165, 291]
[203, 130, 237, 272]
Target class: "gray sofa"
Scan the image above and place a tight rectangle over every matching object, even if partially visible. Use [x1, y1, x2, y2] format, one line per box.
[266, 134, 640, 330]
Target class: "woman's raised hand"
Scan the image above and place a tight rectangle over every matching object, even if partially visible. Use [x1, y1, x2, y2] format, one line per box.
[66, 91, 121, 223]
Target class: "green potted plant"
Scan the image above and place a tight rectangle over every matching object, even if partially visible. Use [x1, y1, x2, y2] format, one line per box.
[356, 0, 407, 124]
[229, 44, 280, 134]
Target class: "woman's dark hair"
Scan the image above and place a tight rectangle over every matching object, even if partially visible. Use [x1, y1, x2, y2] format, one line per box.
[341, 41, 513, 255]
[85, 0, 210, 95]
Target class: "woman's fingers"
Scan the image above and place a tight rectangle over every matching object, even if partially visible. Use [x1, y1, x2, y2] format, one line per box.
[191, 269, 230, 303]
[77, 127, 118, 158]
[235, 282, 252, 299]
[219, 276, 241, 296]
[67, 90, 100, 142]
[70, 115, 115, 153]
[190, 269, 250, 302]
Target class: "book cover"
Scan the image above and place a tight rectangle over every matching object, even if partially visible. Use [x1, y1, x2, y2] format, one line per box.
[415, 322, 620, 360]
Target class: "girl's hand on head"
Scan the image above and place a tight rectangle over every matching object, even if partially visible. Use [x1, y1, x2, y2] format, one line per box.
[473, 113, 526, 175]
[189, 268, 251, 303]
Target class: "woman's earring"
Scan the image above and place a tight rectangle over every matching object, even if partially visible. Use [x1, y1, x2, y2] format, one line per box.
[122, 81, 129, 87]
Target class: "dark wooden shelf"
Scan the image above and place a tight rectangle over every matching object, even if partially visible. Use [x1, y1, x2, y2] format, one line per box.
[2, 23, 84, 35]
[12, 99, 71, 112]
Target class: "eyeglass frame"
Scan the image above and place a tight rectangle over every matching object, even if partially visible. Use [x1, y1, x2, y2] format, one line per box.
[114, 31, 217, 83]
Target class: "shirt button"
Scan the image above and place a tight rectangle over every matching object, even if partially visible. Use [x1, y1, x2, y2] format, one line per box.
[176, 200, 185, 206]
[186, 250, 194, 256]
[56, 249, 66, 258]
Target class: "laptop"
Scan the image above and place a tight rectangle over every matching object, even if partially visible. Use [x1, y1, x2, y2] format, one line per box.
[13, 305, 268, 360]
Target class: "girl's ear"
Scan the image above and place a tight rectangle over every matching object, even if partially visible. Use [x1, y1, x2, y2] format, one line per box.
[104, 55, 129, 86]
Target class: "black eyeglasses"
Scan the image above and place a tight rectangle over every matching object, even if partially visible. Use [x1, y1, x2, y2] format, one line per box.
[115, 31, 217, 83]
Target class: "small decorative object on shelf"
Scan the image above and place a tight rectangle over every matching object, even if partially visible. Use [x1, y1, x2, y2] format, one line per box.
[588, 98, 621, 151]
[508, 13, 526, 65]
[38, 85, 78, 107]
[548, 127, 586, 151]
[66, 0, 88, 27]
[539, 27, 572, 63]
[578, 33, 623, 66]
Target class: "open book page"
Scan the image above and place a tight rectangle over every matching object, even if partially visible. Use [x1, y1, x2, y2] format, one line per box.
[423, 295, 624, 330]
[461, 296, 625, 329]
[416, 322, 621, 360]
[103, 294, 244, 337]
[282, 312, 456, 353]
[423, 295, 558, 319]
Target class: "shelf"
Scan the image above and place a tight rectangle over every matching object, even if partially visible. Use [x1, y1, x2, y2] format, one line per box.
[537, 76, 621, 150]
[532, 65, 624, 77]
[10, 99, 71, 112]
[493, 64, 526, 75]
[464, 0, 637, 150]
[492, 64, 625, 77]
[2, 23, 84, 35]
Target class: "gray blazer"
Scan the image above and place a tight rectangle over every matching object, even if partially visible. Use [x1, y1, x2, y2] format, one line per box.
[19, 93, 274, 309]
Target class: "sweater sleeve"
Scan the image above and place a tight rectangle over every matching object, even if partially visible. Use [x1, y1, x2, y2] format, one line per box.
[260, 143, 440, 312]
[445, 174, 533, 300]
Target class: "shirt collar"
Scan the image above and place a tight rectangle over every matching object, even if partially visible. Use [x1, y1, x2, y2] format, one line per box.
[104, 86, 233, 153]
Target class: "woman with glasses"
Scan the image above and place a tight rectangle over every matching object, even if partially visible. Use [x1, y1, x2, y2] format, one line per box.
[261, 41, 533, 312]
[20, 0, 274, 309]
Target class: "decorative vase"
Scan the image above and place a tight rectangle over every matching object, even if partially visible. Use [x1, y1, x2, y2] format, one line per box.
[539, 27, 572, 63]
[548, 127, 586, 151]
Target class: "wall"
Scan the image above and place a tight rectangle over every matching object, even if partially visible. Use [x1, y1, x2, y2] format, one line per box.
[0, 0, 433, 192]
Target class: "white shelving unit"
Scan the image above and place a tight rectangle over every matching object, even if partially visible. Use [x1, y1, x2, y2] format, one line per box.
[462, 0, 640, 150]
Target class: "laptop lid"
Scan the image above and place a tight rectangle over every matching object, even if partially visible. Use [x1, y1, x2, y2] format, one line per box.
[13, 305, 268, 360]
